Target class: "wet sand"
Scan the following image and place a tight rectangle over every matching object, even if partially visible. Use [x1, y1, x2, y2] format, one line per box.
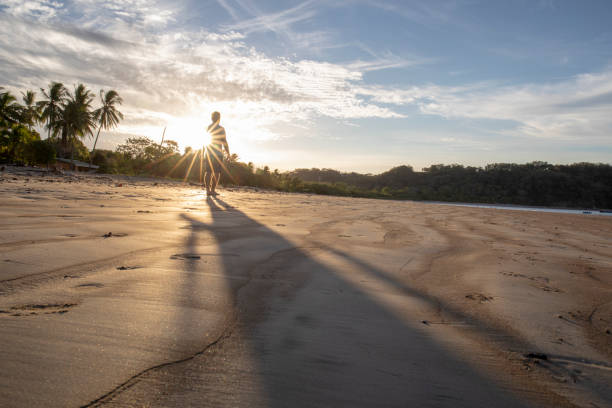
[1, 167, 611, 407]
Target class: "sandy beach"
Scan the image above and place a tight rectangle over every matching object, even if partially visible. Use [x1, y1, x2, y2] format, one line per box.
[1, 167, 611, 408]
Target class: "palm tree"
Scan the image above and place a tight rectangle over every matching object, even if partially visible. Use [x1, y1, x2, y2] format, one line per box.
[39, 82, 67, 140]
[91, 89, 123, 160]
[0, 90, 22, 124]
[54, 84, 96, 164]
[20, 90, 40, 131]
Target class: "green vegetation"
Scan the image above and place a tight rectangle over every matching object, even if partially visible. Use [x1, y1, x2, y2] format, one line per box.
[91, 90, 123, 163]
[288, 163, 612, 209]
[2, 84, 610, 209]
[1, 82, 123, 167]
[90, 138, 612, 209]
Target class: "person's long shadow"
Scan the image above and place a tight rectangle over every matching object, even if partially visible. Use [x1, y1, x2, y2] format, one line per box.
[173, 196, 533, 407]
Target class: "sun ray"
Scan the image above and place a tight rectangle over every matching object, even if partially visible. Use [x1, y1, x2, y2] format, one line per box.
[164, 150, 192, 178]
[183, 149, 200, 183]
[208, 144, 237, 185]
[144, 151, 176, 170]
[199, 145, 203, 184]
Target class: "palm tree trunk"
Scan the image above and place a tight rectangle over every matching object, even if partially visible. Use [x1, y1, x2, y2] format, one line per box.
[61, 127, 67, 153]
[90, 126, 102, 165]
[47, 108, 53, 141]
[70, 134, 75, 171]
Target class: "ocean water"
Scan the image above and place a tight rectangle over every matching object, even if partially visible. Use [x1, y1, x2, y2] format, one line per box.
[425, 201, 612, 216]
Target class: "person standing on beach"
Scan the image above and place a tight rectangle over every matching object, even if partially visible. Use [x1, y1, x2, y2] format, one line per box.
[204, 111, 230, 196]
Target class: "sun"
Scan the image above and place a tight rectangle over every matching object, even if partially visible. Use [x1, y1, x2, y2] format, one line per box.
[165, 116, 209, 152]
[162, 113, 257, 165]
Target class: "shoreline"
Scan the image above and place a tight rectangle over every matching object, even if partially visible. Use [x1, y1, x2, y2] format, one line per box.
[423, 200, 612, 216]
[2, 164, 609, 214]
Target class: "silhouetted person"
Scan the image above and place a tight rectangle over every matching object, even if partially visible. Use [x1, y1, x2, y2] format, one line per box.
[204, 111, 230, 196]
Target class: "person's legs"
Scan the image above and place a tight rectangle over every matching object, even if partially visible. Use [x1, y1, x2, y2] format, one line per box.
[204, 171, 213, 194]
[204, 148, 216, 195]
[208, 149, 222, 195]
[210, 169, 219, 194]
[211, 171, 221, 194]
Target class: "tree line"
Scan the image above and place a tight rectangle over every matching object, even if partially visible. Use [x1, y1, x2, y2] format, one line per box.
[2, 83, 610, 209]
[0, 82, 123, 166]
[289, 163, 612, 209]
[92, 139, 612, 209]
[91, 136, 294, 190]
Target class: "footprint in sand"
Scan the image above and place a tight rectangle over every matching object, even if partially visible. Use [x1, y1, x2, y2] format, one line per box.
[75, 283, 104, 289]
[465, 293, 494, 303]
[2, 303, 77, 317]
[539, 285, 563, 293]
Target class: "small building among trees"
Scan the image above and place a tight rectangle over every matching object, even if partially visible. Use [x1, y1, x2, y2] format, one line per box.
[55, 158, 99, 172]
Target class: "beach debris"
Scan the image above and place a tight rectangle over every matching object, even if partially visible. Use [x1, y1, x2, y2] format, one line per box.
[606, 328, 610, 334]
[115, 183, 123, 187]
[170, 253, 201, 260]
[137, 210, 152, 213]
[116, 266, 141, 270]
[421, 320, 429, 325]
[102, 232, 127, 238]
[524, 352, 548, 360]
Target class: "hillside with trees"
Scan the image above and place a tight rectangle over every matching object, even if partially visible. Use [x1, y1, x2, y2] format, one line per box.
[289, 163, 612, 209]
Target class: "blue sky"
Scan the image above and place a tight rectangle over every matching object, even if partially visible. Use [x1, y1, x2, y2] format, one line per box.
[1, 0, 611, 172]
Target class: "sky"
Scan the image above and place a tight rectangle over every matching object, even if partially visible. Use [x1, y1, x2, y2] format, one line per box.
[1, 0, 611, 173]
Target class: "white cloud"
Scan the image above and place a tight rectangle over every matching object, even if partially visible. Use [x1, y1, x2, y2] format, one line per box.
[0, 2, 403, 150]
[223, 0, 317, 35]
[3, 0, 608, 160]
[359, 71, 612, 142]
[0, 0, 62, 21]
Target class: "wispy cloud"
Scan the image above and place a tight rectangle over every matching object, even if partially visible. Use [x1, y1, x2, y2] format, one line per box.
[359, 70, 612, 142]
[0, 0, 62, 20]
[217, 0, 339, 52]
[0, 2, 401, 147]
[360, 0, 469, 29]
[214, 0, 241, 21]
[3, 0, 609, 166]
[347, 42, 435, 72]
[222, 0, 317, 35]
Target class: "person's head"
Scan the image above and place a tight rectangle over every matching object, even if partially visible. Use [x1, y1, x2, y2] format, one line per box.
[211, 111, 221, 124]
